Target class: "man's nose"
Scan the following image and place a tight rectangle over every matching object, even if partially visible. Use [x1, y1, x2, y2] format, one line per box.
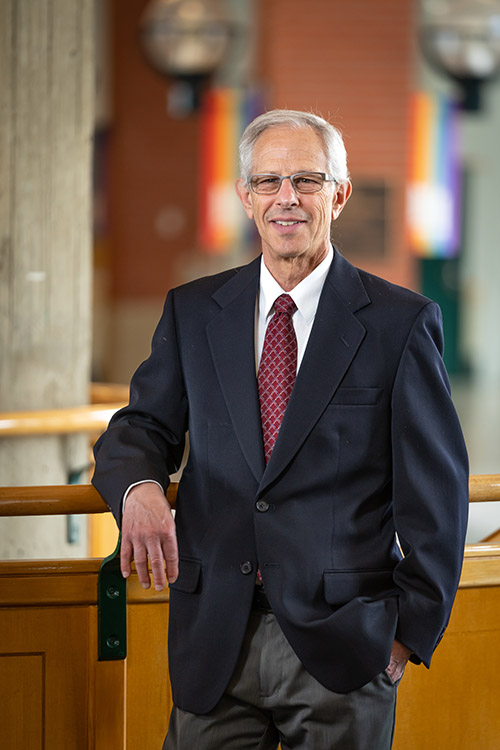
[276, 176, 299, 205]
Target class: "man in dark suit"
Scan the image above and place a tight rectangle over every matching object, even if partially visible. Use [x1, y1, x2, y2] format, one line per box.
[92, 109, 469, 749]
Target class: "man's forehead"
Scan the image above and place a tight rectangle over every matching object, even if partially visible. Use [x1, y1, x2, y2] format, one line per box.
[252, 126, 328, 170]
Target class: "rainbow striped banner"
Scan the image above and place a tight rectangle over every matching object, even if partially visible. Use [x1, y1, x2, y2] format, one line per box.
[198, 88, 262, 256]
[406, 92, 461, 257]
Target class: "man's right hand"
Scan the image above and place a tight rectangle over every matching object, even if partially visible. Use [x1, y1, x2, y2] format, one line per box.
[120, 482, 178, 591]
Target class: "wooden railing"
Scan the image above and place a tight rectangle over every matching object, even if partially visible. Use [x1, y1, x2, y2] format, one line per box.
[3, 387, 495, 556]
[0, 482, 178, 516]
[1, 475, 500, 749]
[461, 474, 500, 586]
[0, 475, 499, 585]
[0, 473, 498, 513]
[0, 389, 130, 555]
[0, 382, 127, 439]
[0, 406, 124, 438]
[0, 404, 123, 438]
[0, 470, 171, 749]
[90, 382, 129, 404]
[467, 473, 500, 502]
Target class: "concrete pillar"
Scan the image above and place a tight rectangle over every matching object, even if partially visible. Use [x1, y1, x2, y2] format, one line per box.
[0, 0, 94, 557]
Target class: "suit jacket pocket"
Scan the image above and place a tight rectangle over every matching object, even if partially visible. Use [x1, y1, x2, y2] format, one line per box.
[329, 387, 382, 406]
[323, 569, 395, 606]
[169, 557, 202, 593]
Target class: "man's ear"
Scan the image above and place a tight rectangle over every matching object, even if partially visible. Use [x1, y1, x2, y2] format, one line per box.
[235, 178, 254, 219]
[331, 180, 352, 221]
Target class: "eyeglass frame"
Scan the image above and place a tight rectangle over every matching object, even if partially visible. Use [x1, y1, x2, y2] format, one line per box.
[247, 172, 336, 195]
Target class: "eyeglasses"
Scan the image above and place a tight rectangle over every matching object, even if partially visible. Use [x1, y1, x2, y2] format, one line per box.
[248, 172, 335, 195]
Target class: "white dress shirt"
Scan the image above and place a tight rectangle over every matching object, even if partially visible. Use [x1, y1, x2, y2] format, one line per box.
[256, 244, 333, 371]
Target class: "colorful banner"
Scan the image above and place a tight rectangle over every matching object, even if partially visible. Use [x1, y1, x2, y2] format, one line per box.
[406, 92, 461, 257]
[199, 88, 262, 255]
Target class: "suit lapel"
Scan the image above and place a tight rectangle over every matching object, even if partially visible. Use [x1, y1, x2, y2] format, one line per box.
[206, 256, 266, 483]
[260, 252, 371, 493]
[206, 252, 372, 492]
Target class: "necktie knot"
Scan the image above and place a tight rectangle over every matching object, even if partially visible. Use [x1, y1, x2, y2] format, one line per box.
[273, 294, 296, 316]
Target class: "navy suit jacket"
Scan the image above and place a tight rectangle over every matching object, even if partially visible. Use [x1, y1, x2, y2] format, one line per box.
[92, 250, 469, 714]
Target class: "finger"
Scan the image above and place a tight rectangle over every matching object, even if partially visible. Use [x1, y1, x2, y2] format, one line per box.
[386, 660, 406, 683]
[148, 542, 167, 591]
[120, 535, 133, 579]
[161, 531, 179, 585]
[133, 543, 152, 589]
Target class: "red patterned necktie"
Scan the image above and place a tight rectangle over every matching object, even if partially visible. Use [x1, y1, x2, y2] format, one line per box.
[258, 294, 298, 463]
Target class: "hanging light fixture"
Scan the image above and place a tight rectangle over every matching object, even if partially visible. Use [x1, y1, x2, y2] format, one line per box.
[140, 0, 232, 116]
[419, 0, 500, 110]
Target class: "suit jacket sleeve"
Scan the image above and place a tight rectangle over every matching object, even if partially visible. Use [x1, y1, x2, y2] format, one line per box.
[92, 291, 187, 524]
[391, 301, 469, 666]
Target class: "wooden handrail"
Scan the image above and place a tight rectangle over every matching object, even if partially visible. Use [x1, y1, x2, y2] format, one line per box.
[0, 477, 499, 588]
[0, 475, 498, 518]
[468, 473, 500, 502]
[0, 484, 110, 516]
[0, 382, 129, 437]
[4, 386, 500, 512]
[0, 482, 179, 516]
[90, 382, 129, 404]
[0, 403, 124, 437]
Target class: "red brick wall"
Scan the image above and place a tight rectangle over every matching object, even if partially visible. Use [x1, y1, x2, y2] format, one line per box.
[107, 0, 201, 299]
[107, 0, 417, 299]
[256, 0, 418, 287]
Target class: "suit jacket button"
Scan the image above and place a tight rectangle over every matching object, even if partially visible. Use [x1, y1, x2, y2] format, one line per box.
[240, 561, 253, 575]
[256, 500, 270, 512]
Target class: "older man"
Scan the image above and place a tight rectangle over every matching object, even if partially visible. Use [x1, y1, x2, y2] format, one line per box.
[93, 109, 468, 749]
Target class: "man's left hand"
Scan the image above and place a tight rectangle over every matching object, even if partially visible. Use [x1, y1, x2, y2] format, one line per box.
[386, 639, 412, 683]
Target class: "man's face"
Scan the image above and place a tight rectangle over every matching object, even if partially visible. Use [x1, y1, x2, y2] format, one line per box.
[236, 126, 351, 270]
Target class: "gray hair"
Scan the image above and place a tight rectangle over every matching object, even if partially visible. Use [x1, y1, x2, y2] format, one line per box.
[238, 109, 350, 184]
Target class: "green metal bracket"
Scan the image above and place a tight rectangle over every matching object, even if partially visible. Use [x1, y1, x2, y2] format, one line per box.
[98, 533, 127, 661]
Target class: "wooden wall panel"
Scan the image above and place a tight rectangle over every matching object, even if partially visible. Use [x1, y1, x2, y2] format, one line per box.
[2, 541, 500, 748]
[0, 559, 167, 749]
[394, 586, 500, 749]
[126, 602, 171, 747]
[0, 606, 94, 749]
[0, 653, 44, 748]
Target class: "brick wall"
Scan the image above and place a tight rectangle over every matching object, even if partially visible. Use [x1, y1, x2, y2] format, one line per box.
[107, 0, 201, 300]
[257, 0, 418, 287]
[106, 0, 418, 302]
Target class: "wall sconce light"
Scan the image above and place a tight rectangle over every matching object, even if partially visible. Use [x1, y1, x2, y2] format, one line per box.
[140, 0, 232, 116]
[419, 0, 500, 111]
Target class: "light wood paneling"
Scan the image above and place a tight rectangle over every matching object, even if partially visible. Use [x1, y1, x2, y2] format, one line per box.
[1, 478, 500, 748]
[0, 653, 44, 748]
[0, 557, 169, 749]
[126, 603, 171, 747]
[394, 586, 500, 749]
[0, 606, 101, 749]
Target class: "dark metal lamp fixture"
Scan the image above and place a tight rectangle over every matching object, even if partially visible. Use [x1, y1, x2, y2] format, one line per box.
[419, 0, 500, 111]
[140, 0, 232, 116]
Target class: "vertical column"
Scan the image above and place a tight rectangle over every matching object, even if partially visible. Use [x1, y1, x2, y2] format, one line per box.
[0, 0, 94, 557]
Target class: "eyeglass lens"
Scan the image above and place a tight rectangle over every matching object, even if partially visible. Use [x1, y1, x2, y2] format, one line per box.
[250, 173, 327, 194]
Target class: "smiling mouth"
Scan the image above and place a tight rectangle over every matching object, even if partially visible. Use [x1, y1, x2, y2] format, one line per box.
[272, 220, 304, 226]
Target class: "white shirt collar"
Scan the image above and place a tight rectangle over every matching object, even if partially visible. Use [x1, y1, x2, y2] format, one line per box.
[259, 245, 334, 324]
